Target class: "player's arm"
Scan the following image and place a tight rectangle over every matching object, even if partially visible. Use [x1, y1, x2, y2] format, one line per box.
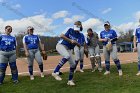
[60, 34, 80, 47]
[39, 41, 46, 54]
[23, 36, 29, 57]
[23, 43, 29, 56]
[83, 35, 88, 49]
[111, 30, 118, 42]
[83, 41, 88, 58]
[14, 37, 18, 57]
[133, 35, 137, 52]
[84, 42, 88, 49]
[37, 36, 46, 55]
[99, 38, 107, 42]
[60, 34, 72, 43]
[99, 32, 107, 42]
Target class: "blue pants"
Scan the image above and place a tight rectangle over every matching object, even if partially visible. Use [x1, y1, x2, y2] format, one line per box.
[0, 62, 18, 83]
[0, 50, 18, 83]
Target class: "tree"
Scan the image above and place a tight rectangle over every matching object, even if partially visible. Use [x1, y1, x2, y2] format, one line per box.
[117, 29, 134, 43]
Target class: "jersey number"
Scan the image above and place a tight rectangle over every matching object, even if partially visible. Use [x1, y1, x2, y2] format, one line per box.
[5, 41, 11, 45]
[31, 40, 36, 44]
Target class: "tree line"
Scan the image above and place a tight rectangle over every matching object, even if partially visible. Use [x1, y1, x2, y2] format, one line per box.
[15, 29, 134, 57]
[16, 33, 60, 57]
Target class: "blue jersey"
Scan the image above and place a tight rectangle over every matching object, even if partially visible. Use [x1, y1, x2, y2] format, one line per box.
[135, 26, 140, 43]
[59, 28, 82, 49]
[77, 33, 85, 46]
[23, 34, 40, 50]
[0, 34, 16, 51]
[100, 29, 117, 45]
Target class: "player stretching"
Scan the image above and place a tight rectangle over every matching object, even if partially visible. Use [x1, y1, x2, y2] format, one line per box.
[52, 21, 83, 86]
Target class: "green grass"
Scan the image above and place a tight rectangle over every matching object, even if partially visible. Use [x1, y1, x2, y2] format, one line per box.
[0, 63, 140, 93]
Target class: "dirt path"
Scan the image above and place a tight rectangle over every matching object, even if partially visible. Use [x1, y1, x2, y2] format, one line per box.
[5, 52, 138, 76]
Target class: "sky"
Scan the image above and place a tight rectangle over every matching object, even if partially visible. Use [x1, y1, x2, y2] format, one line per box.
[0, 0, 140, 36]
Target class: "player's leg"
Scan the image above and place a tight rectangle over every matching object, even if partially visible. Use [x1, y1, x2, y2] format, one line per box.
[0, 63, 7, 85]
[52, 43, 70, 81]
[95, 45, 102, 72]
[103, 46, 111, 75]
[35, 49, 44, 78]
[88, 47, 96, 72]
[0, 51, 8, 85]
[74, 46, 80, 72]
[136, 43, 140, 75]
[9, 51, 18, 83]
[67, 50, 76, 86]
[27, 50, 35, 80]
[79, 46, 84, 72]
[111, 44, 122, 76]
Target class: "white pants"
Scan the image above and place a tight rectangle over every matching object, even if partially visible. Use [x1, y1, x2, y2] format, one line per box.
[74, 46, 84, 61]
[56, 43, 75, 68]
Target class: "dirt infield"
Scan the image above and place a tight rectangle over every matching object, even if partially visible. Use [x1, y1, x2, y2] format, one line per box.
[5, 52, 138, 76]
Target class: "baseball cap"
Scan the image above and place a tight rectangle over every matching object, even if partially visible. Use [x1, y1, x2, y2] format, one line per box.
[104, 21, 110, 26]
[27, 26, 34, 30]
[74, 21, 82, 25]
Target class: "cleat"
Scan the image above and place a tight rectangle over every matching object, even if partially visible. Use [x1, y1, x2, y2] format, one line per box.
[67, 80, 75, 86]
[59, 72, 63, 75]
[52, 73, 62, 81]
[104, 71, 110, 75]
[56, 72, 63, 75]
[13, 80, 19, 84]
[98, 68, 103, 72]
[136, 71, 140, 76]
[30, 75, 34, 80]
[92, 67, 97, 72]
[80, 69, 84, 73]
[41, 73, 45, 78]
[118, 70, 123, 76]
[0, 82, 2, 85]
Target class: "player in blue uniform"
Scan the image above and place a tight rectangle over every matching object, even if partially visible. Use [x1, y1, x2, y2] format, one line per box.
[99, 21, 123, 76]
[133, 23, 140, 76]
[23, 26, 46, 80]
[52, 21, 83, 86]
[0, 25, 18, 85]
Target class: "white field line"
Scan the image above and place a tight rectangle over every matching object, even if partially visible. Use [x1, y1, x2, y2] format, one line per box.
[6, 59, 137, 76]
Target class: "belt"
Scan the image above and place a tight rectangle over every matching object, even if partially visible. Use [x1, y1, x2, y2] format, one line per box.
[28, 48, 38, 50]
[0, 49, 15, 52]
[103, 43, 116, 46]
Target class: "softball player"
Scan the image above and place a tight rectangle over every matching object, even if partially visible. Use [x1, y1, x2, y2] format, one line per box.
[86, 28, 102, 72]
[0, 25, 18, 85]
[23, 26, 46, 80]
[99, 21, 123, 76]
[133, 24, 140, 76]
[52, 21, 83, 86]
[74, 32, 86, 73]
